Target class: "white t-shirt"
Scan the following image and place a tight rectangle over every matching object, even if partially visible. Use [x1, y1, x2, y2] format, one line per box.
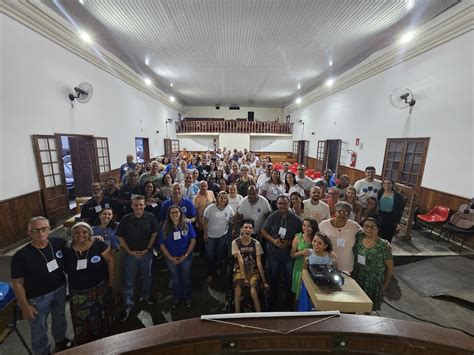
[285, 184, 305, 197]
[302, 199, 330, 224]
[296, 176, 315, 195]
[228, 194, 244, 214]
[238, 196, 272, 233]
[319, 219, 361, 273]
[260, 182, 285, 202]
[353, 178, 382, 206]
[256, 174, 271, 189]
[203, 204, 235, 239]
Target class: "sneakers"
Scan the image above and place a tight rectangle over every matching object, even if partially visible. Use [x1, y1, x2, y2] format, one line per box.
[140, 296, 155, 305]
[118, 309, 130, 322]
[54, 338, 72, 352]
[171, 299, 179, 309]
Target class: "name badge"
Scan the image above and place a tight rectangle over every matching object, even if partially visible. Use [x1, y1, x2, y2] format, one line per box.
[337, 238, 346, 248]
[46, 259, 59, 273]
[357, 254, 366, 265]
[173, 231, 181, 240]
[278, 227, 287, 238]
[95, 205, 102, 213]
[76, 259, 88, 270]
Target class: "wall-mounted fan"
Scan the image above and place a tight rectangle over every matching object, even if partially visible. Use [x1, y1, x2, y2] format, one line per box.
[69, 82, 93, 108]
[390, 88, 416, 111]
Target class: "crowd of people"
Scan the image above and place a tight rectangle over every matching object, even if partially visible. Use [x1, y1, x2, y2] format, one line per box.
[11, 147, 404, 354]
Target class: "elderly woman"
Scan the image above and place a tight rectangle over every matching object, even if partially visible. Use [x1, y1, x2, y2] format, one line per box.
[159, 206, 196, 308]
[352, 217, 394, 310]
[202, 191, 235, 283]
[63, 222, 114, 345]
[377, 178, 406, 242]
[319, 201, 361, 273]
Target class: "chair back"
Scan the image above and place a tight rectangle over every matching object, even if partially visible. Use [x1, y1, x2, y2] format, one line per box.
[431, 205, 450, 221]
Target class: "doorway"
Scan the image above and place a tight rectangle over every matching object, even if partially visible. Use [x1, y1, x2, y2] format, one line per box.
[135, 137, 150, 163]
[316, 139, 342, 174]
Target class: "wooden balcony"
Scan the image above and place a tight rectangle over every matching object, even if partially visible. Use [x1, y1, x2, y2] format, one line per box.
[176, 120, 293, 134]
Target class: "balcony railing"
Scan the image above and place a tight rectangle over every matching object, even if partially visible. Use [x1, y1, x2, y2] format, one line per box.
[176, 120, 293, 134]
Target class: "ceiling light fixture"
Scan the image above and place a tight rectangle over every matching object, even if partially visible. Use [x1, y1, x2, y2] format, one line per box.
[329, 60, 333, 66]
[170, 96, 176, 102]
[79, 0, 84, 4]
[400, 30, 415, 44]
[406, 0, 415, 10]
[145, 57, 150, 66]
[170, 83, 174, 87]
[295, 97, 302, 104]
[297, 84, 301, 90]
[144, 78, 152, 86]
[80, 31, 92, 44]
[326, 78, 335, 87]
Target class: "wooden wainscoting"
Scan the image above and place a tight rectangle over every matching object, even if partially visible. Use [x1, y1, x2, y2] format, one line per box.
[256, 152, 295, 164]
[338, 165, 469, 213]
[99, 168, 120, 184]
[0, 191, 45, 252]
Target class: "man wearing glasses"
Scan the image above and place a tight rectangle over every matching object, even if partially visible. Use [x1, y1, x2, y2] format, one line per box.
[11, 217, 71, 354]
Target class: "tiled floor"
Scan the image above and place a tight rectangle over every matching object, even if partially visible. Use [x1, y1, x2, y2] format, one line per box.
[1, 228, 472, 354]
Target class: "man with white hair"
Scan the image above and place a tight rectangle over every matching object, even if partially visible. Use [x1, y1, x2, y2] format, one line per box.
[11, 217, 71, 354]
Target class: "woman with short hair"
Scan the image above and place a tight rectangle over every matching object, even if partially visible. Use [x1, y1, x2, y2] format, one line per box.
[377, 179, 406, 242]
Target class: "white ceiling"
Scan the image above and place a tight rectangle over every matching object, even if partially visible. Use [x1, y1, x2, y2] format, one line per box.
[43, 0, 459, 107]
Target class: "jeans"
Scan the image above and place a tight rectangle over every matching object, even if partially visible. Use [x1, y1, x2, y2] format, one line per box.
[28, 284, 67, 355]
[122, 250, 153, 310]
[206, 235, 227, 277]
[165, 254, 193, 302]
[266, 256, 294, 310]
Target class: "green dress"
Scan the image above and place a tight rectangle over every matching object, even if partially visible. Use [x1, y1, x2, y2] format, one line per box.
[352, 232, 392, 310]
[291, 233, 312, 298]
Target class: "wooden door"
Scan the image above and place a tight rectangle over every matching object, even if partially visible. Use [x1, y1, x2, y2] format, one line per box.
[316, 140, 326, 172]
[69, 136, 97, 197]
[94, 137, 112, 181]
[32, 135, 69, 225]
[326, 139, 342, 174]
[164, 139, 180, 156]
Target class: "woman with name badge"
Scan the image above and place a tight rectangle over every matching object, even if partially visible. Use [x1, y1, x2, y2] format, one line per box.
[352, 217, 393, 310]
[319, 201, 361, 273]
[63, 222, 115, 345]
[202, 191, 235, 283]
[158, 206, 196, 308]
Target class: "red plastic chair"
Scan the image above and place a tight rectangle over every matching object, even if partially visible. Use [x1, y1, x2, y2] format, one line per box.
[417, 205, 450, 237]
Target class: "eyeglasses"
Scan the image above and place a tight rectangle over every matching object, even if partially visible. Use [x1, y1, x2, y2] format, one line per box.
[364, 224, 378, 229]
[335, 209, 350, 215]
[29, 227, 50, 234]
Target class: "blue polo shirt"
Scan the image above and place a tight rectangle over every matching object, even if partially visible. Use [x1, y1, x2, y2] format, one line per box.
[158, 222, 196, 256]
[159, 197, 196, 221]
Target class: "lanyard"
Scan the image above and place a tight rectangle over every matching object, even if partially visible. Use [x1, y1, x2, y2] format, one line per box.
[35, 242, 55, 264]
[74, 242, 92, 261]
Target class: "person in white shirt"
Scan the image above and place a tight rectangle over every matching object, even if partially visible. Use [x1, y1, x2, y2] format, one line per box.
[319, 201, 362, 273]
[259, 170, 285, 210]
[354, 166, 382, 207]
[295, 165, 314, 198]
[302, 186, 330, 224]
[202, 191, 235, 283]
[233, 185, 272, 237]
[284, 172, 305, 197]
[227, 183, 243, 214]
[256, 163, 273, 190]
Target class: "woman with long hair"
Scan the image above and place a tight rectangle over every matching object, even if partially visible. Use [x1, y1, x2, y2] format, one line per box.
[344, 186, 363, 223]
[260, 169, 285, 210]
[235, 165, 254, 197]
[161, 173, 174, 200]
[377, 178, 406, 242]
[290, 218, 319, 302]
[285, 172, 305, 197]
[290, 192, 305, 221]
[159, 206, 196, 308]
[143, 181, 161, 219]
[63, 222, 114, 345]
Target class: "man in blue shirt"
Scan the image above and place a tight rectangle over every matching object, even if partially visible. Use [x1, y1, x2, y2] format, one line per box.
[160, 183, 196, 223]
[119, 154, 136, 181]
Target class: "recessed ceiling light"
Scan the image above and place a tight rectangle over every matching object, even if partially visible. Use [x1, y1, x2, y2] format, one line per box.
[170, 95, 176, 102]
[329, 60, 333, 66]
[144, 78, 152, 86]
[295, 97, 302, 104]
[80, 31, 92, 44]
[79, 0, 84, 4]
[297, 84, 301, 90]
[170, 83, 174, 87]
[406, 0, 415, 10]
[326, 78, 334, 87]
[401, 30, 415, 44]
[145, 57, 150, 66]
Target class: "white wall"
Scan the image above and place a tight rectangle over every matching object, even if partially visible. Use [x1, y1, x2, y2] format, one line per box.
[250, 137, 293, 152]
[0, 15, 179, 199]
[185, 106, 284, 121]
[218, 133, 250, 151]
[288, 32, 473, 198]
[178, 136, 216, 151]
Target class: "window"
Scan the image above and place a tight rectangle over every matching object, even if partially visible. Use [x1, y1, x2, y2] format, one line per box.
[94, 137, 111, 174]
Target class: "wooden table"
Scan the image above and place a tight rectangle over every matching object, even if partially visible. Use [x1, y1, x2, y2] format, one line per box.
[301, 269, 373, 313]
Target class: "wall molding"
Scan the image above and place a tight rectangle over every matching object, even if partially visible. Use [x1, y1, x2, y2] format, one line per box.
[0, 1, 184, 112]
[285, 3, 473, 113]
